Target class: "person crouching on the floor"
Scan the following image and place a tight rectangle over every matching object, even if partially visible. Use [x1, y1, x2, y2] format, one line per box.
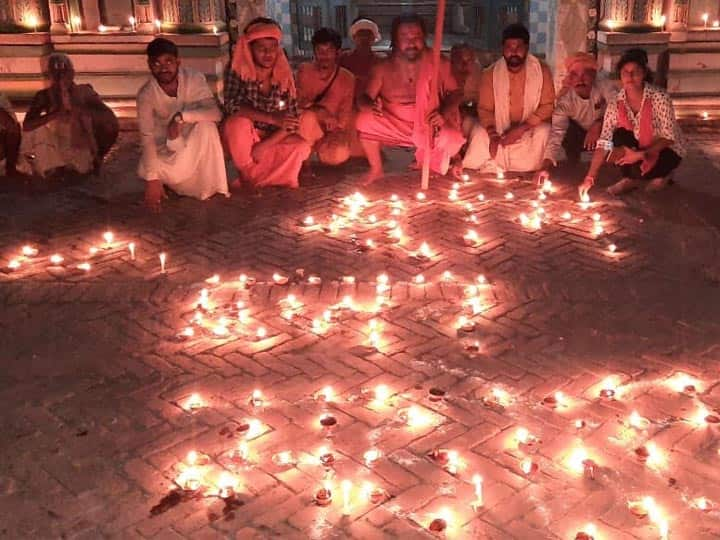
[223, 17, 311, 190]
[536, 52, 617, 184]
[355, 14, 466, 184]
[579, 48, 686, 198]
[19, 53, 118, 178]
[462, 23, 555, 174]
[297, 27, 355, 166]
[137, 38, 228, 212]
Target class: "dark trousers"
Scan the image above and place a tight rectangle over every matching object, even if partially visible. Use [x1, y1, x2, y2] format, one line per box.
[562, 119, 587, 163]
[612, 128, 681, 180]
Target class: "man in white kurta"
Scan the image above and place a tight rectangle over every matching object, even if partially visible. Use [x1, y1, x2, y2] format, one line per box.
[463, 24, 555, 173]
[137, 38, 228, 211]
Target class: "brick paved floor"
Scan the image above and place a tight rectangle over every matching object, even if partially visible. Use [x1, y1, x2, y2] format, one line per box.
[1, 128, 720, 539]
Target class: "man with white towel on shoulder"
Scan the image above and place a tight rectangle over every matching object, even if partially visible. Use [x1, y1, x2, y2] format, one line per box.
[463, 23, 555, 173]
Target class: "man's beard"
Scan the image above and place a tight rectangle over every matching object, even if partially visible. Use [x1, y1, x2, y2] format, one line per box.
[403, 47, 421, 61]
[157, 72, 177, 84]
[505, 55, 525, 68]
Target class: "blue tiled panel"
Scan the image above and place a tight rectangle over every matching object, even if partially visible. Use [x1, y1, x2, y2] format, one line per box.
[529, 0, 550, 55]
[266, 0, 293, 48]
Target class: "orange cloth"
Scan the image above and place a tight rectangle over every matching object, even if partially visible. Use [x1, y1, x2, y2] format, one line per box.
[564, 52, 597, 72]
[231, 21, 294, 94]
[224, 116, 310, 188]
[476, 61, 555, 130]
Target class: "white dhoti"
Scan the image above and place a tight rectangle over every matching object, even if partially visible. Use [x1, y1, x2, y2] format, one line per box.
[463, 122, 550, 172]
[137, 121, 228, 200]
[18, 120, 94, 177]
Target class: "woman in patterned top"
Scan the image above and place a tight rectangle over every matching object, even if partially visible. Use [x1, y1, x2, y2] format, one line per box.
[579, 48, 685, 197]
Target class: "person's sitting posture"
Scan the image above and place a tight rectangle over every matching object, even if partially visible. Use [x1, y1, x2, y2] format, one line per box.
[340, 17, 380, 107]
[356, 14, 465, 184]
[223, 17, 310, 189]
[297, 28, 355, 166]
[20, 53, 118, 178]
[0, 93, 22, 178]
[463, 24, 555, 173]
[137, 38, 228, 212]
[538, 53, 616, 181]
[450, 43, 482, 136]
[579, 48, 685, 198]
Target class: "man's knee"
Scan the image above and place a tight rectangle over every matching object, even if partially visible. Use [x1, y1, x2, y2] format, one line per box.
[224, 115, 253, 139]
[354, 109, 376, 134]
[317, 136, 350, 166]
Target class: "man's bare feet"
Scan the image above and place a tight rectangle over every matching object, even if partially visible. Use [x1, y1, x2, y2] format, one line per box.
[361, 167, 384, 186]
[449, 162, 464, 180]
[607, 177, 641, 196]
[645, 177, 670, 192]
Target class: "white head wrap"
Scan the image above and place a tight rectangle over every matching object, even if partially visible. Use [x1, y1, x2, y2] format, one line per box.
[349, 18, 381, 43]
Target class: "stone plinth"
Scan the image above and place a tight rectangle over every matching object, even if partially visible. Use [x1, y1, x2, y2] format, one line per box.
[596, 29, 670, 82]
[667, 28, 720, 117]
[0, 31, 230, 117]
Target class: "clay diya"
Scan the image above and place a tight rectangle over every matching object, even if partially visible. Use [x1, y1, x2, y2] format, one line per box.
[428, 387, 446, 402]
[314, 487, 332, 506]
[428, 518, 447, 533]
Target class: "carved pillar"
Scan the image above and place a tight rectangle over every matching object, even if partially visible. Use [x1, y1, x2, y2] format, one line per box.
[0, 0, 50, 31]
[49, 0, 71, 32]
[132, 0, 157, 32]
[160, 0, 225, 32]
[663, 0, 688, 38]
[600, 0, 664, 31]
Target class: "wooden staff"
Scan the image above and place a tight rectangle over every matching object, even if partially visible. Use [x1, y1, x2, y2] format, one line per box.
[421, 0, 447, 190]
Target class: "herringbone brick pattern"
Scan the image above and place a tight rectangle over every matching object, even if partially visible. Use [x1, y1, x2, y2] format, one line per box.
[1, 131, 720, 539]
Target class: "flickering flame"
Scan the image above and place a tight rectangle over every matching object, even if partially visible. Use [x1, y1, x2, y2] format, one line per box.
[128, 242, 135, 259]
[554, 391, 566, 407]
[608, 243, 617, 253]
[505, 192, 514, 200]
[592, 213, 601, 222]
[364, 448, 381, 466]
[319, 386, 334, 402]
[580, 193, 590, 203]
[702, 12, 709, 23]
[21, 245, 38, 257]
[472, 474, 483, 506]
[478, 194, 485, 201]
[77, 263, 91, 272]
[246, 419, 263, 439]
[515, 427, 530, 445]
[464, 229, 479, 243]
[462, 173, 470, 182]
[405, 406, 430, 428]
[414, 274, 425, 284]
[181, 327, 194, 337]
[645, 442, 665, 469]
[272, 273, 286, 284]
[497, 170, 505, 180]
[27, 15, 39, 30]
[341, 480, 353, 513]
[256, 327, 267, 339]
[562, 211, 572, 220]
[442, 270, 453, 281]
[448, 190, 458, 201]
[159, 252, 166, 272]
[667, 372, 701, 393]
[419, 242, 433, 258]
[237, 440, 249, 461]
[416, 192, 426, 201]
[49, 254, 64, 265]
[691, 405, 711, 426]
[187, 450, 198, 465]
[520, 458, 533, 474]
[206, 274, 220, 285]
[128, 15, 136, 26]
[491, 387, 510, 406]
[186, 393, 203, 410]
[375, 384, 391, 403]
[154, 19, 161, 30]
[566, 447, 589, 475]
[218, 472, 236, 496]
[103, 231, 114, 244]
[629, 410, 647, 429]
[278, 99, 286, 109]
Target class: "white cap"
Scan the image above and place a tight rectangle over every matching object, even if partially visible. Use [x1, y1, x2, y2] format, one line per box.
[350, 18, 381, 43]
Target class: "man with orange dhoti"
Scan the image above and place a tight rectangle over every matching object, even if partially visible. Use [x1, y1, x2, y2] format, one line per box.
[223, 18, 311, 189]
[355, 14, 466, 184]
[463, 24, 555, 173]
[297, 28, 355, 166]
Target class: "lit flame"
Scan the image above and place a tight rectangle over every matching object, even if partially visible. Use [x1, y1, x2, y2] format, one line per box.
[566, 447, 589, 475]
[49, 254, 64, 265]
[374, 384, 390, 403]
[246, 419, 263, 439]
[103, 231, 114, 244]
[364, 448, 381, 466]
[21, 245, 38, 257]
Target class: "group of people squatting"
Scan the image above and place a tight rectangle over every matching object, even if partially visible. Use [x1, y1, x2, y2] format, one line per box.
[0, 15, 686, 212]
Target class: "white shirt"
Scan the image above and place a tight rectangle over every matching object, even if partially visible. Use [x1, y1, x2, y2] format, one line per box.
[137, 66, 222, 180]
[598, 83, 686, 157]
[545, 76, 617, 163]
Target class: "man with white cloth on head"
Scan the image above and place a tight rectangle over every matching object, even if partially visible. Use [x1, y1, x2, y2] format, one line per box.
[463, 23, 555, 173]
[137, 37, 228, 212]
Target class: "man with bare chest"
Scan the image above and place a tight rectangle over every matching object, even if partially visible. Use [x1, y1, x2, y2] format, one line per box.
[355, 14, 465, 184]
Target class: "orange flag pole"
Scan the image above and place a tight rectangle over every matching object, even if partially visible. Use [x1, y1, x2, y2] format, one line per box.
[421, 0, 447, 190]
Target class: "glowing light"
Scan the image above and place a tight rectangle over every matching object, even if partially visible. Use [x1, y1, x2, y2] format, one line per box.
[303, 215, 314, 226]
[154, 19, 161, 30]
[98, 24, 107, 32]
[562, 211, 572, 220]
[462, 173, 470, 181]
[520, 458, 534, 474]
[667, 372, 701, 393]
[702, 13, 709, 25]
[414, 274, 425, 284]
[416, 192, 426, 201]
[128, 242, 135, 260]
[374, 384, 391, 403]
[212, 25, 218, 34]
[236, 440, 249, 461]
[463, 229, 480, 245]
[77, 262, 91, 272]
[702, 111, 710, 120]
[159, 252, 166, 273]
[27, 15, 39, 31]
[278, 99, 286, 109]
[607, 19, 617, 30]
[181, 327, 194, 338]
[217, 472, 237, 498]
[505, 192, 514, 200]
[272, 273, 287, 284]
[608, 243, 617, 253]
[246, 418, 263, 439]
[566, 447, 589, 475]
[49, 254, 64, 265]
[580, 193, 590, 203]
[448, 190, 458, 201]
[405, 406, 430, 428]
[442, 270, 453, 281]
[103, 231, 114, 245]
[21, 245, 38, 257]
[477, 193, 485, 201]
[7, 259, 21, 270]
[364, 448, 381, 466]
[515, 427, 530, 445]
[256, 327, 267, 339]
[497, 170, 505, 180]
[419, 242, 433, 258]
[206, 274, 220, 285]
[186, 393, 203, 410]
[472, 474, 483, 507]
